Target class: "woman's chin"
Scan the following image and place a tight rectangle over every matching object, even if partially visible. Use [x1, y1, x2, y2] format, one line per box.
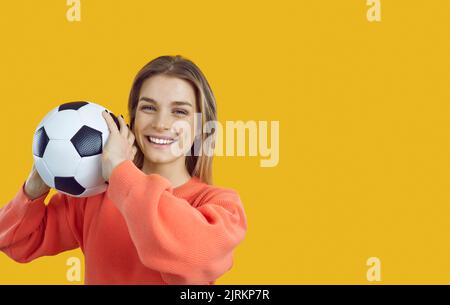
[143, 150, 177, 164]
[142, 140, 186, 164]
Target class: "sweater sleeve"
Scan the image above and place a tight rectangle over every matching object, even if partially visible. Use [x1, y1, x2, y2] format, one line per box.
[0, 183, 84, 263]
[106, 160, 248, 285]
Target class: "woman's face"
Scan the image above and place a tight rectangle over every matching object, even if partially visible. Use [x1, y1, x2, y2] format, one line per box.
[133, 74, 197, 165]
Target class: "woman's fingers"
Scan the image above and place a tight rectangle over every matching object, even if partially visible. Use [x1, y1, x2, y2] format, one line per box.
[102, 111, 119, 134]
[116, 114, 135, 145]
[131, 145, 137, 158]
[103, 112, 136, 155]
[118, 115, 128, 137]
[127, 130, 135, 145]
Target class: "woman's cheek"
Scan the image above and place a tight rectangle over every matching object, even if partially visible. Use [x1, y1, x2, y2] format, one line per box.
[168, 120, 190, 155]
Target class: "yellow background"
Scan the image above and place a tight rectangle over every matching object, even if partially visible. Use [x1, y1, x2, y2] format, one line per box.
[1, 0, 450, 284]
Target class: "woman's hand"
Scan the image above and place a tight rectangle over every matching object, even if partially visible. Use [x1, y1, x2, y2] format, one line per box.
[101, 111, 138, 182]
[24, 163, 51, 200]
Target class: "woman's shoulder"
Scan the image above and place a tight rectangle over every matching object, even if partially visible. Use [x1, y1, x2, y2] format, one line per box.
[190, 178, 242, 204]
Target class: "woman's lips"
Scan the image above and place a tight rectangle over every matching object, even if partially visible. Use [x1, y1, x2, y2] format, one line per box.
[147, 134, 176, 141]
[145, 135, 178, 149]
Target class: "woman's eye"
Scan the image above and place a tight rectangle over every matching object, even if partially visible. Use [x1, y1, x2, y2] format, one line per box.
[141, 105, 156, 111]
[173, 109, 189, 116]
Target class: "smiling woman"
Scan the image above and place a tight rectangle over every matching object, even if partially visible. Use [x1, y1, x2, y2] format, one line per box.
[138, 96, 194, 151]
[131, 74, 198, 184]
[128, 56, 218, 185]
[0, 55, 248, 285]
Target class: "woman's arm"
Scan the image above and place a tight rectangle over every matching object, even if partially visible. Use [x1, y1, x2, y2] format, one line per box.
[107, 160, 248, 285]
[0, 183, 84, 263]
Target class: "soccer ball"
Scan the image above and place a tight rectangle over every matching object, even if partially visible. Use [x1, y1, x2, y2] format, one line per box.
[32, 101, 118, 198]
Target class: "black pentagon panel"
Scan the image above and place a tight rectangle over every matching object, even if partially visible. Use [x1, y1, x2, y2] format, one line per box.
[55, 177, 85, 196]
[71, 126, 103, 157]
[58, 101, 89, 111]
[32, 127, 49, 157]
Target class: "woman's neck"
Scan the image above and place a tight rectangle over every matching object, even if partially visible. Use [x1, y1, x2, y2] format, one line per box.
[141, 158, 192, 188]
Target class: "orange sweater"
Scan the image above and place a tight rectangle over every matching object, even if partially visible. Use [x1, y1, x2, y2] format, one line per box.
[0, 160, 247, 284]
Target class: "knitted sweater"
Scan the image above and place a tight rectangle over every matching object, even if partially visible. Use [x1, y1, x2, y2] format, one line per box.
[0, 160, 247, 284]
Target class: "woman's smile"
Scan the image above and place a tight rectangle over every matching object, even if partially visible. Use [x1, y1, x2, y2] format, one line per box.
[145, 134, 178, 149]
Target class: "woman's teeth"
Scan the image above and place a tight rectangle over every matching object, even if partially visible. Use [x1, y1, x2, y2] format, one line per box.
[148, 136, 175, 145]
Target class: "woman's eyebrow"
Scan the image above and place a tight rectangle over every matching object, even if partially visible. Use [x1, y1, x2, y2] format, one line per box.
[139, 97, 192, 108]
[172, 101, 193, 108]
[139, 97, 157, 104]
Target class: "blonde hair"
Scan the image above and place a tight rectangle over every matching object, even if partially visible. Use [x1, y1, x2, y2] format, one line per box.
[128, 55, 217, 184]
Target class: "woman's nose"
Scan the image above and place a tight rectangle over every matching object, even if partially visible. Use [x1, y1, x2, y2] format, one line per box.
[151, 113, 170, 130]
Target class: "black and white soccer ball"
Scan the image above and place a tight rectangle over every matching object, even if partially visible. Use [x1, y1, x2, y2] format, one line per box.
[32, 101, 118, 198]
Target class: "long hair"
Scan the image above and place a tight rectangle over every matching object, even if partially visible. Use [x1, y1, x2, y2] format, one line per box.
[128, 55, 217, 184]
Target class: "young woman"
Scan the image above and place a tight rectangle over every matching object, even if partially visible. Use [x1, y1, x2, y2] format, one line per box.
[0, 55, 248, 284]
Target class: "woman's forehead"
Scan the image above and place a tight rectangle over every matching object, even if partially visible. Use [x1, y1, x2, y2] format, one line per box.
[140, 75, 196, 103]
